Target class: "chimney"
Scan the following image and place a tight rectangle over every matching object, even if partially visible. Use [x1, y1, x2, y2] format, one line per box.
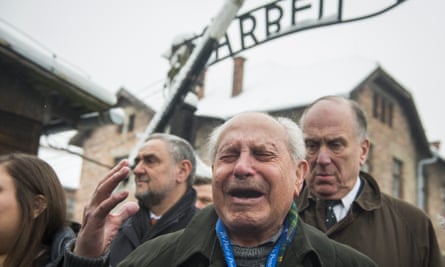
[232, 56, 246, 97]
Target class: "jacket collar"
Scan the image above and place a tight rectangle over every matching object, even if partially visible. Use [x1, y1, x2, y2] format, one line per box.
[287, 221, 326, 265]
[354, 172, 382, 211]
[123, 187, 198, 245]
[173, 205, 220, 266]
[297, 171, 382, 213]
[172, 206, 325, 266]
[155, 186, 198, 223]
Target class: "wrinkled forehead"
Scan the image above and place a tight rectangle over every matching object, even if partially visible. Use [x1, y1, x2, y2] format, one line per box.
[305, 99, 354, 124]
[137, 139, 169, 157]
[216, 113, 287, 151]
[303, 100, 357, 137]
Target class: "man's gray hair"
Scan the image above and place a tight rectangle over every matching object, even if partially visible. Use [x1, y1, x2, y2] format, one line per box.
[207, 112, 306, 163]
[147, 133, 196, 187]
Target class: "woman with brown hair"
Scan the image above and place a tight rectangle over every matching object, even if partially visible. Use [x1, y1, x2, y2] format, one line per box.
[0, 153, 77, 267]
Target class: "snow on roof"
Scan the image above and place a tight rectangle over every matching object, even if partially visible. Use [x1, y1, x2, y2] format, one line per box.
[196, 57, 378, 119]
[195, 154, 212, 179]
[0, 19, 116, 106]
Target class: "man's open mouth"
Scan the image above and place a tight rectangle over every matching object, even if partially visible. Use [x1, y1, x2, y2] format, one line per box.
[228, 189, 264, 198]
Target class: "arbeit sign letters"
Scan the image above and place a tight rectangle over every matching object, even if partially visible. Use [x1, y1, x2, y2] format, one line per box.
[206, 0, 406, 65]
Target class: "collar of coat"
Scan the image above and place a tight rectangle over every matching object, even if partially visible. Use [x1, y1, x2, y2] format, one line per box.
[297, 171, 382, 213]
[171, 206, 328, 266]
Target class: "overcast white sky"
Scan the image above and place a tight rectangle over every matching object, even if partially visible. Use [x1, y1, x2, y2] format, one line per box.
[0, 0, 444, 186]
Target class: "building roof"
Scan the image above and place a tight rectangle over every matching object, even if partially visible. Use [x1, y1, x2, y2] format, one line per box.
[0, 19, 118, 132]
[196, 57, 378, 119]
[195, 57, 441, 161]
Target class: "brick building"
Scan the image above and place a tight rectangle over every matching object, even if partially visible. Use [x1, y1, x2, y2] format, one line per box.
[69, 88, 155, 220]
[69, 87, 212, 221]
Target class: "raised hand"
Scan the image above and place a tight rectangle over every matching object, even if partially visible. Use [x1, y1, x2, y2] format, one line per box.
[74, 160, 139, 258]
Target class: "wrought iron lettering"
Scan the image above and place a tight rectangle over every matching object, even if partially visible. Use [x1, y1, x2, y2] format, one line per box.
[203, 0, 406, 65]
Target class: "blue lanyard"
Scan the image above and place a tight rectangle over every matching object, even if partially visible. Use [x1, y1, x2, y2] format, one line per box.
[215, 219, 288, 267]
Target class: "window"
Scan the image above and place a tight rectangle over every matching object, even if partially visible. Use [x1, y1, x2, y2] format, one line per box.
[373, 93, 379, 118]
[392, 158, 403, 198]
[380, 97, 386, 123]
[388, 103, 393, 127]
[128, 114, 135, 132]
[372, 91, 394, 127]
[118, 113, 136, 133]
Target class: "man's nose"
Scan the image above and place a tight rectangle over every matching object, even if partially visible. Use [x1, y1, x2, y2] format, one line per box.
[233, 152, 254, 179]
[195, 201, 204, 209]
[133, 161, 144, 175]
[316, 147, 332, 165]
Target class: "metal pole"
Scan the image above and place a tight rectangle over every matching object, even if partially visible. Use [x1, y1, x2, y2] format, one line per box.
[417, 147, 439, 209]
[128, 0, 245, 165]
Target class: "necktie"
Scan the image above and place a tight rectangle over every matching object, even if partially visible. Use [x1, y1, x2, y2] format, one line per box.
[325, 200, 341, 229]
[151, 218, 158, 225]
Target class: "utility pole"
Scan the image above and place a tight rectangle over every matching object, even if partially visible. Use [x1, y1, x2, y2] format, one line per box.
[128, 0, 245, 165]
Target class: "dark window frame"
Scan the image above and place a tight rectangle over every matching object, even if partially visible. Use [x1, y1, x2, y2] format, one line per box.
[392, 157, 403, 198]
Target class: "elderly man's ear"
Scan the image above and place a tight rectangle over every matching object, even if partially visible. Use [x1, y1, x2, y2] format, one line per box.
[294, 160, 309, 198]
[176, 160, 193, 183]
[33, 194, 48, 218]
